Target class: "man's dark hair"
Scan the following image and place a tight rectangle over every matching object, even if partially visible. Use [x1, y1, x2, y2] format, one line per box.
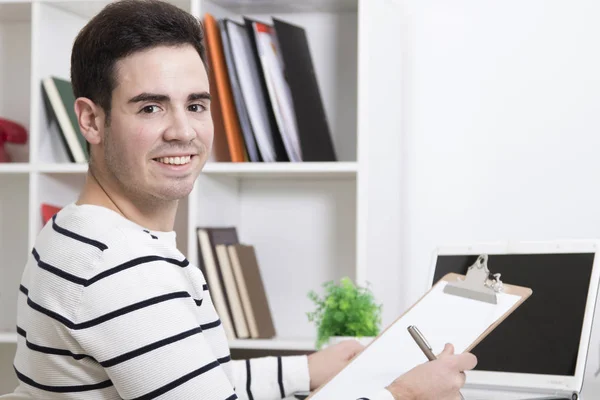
[71, 0, 207, 124]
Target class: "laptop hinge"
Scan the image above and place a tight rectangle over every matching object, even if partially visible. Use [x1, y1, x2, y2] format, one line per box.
[552, 389, 579, 400]
[570, 391, 580, 400]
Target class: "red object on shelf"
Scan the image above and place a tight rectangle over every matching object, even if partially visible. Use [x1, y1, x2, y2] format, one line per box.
[41, 204, 62, 225]
[0, 117, 28, 163]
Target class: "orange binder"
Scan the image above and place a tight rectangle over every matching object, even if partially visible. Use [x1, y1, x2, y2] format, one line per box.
[204, 13, 247, 162]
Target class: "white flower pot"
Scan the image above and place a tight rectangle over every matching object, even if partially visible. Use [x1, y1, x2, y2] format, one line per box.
[324, 335, 375, 348]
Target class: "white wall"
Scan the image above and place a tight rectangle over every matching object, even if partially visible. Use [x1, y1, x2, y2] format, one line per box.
[396, 0, 600, 394]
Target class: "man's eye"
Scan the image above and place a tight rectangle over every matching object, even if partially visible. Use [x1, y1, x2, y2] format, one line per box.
[188, 104, 205, 112]
[141, 105, 159, 114]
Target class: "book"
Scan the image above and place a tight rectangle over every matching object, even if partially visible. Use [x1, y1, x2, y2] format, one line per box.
[197, 228, 236, 340]
[243, 17, 292, 162]
[203, 227, 245, 338]
[246, 18, 302, 162]
[41, 76, 88, 163]
[204, 14, 232, 163]
[219, 18, 261, 162]
[203, 13, 247, 163]
[215, 244, 250, 339]
[223, 19, 285, 162]
[227, 244, 276, 339]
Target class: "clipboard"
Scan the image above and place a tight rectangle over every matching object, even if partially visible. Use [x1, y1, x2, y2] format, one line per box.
[307, 255, 533, 399]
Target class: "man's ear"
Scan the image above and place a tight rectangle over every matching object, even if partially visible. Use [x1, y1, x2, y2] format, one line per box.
[74, 97, 105, 146]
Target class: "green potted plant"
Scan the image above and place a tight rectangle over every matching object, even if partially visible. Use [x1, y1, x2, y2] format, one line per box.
[307, 277, 383, 349]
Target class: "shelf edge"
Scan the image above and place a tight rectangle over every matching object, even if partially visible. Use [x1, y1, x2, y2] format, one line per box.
[228, 338, 316, 351]
[0, 332, 17, 344]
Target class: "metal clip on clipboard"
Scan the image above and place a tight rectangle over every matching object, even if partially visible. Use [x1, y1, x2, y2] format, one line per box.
[443, 254, 504, 304]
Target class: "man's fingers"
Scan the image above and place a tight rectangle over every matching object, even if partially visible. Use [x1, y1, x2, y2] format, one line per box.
[454, 352, 478, 371]
[457, 371, 467, 387]
[438, 343, 455, 357]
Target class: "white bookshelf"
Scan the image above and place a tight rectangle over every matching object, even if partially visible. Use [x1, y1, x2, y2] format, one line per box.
[0, 333, 17, 344]
[0, 163, 30, 173]
[203, 161, 358, 178]
[229, 338, 315, 351]
[37, 163, 88, 173]
[0, 0, 404, 394]
[0, 162, 357, 175]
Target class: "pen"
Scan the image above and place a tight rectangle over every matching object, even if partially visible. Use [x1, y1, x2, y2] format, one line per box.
[407, 325, 466, 400]
[407, 325, 436, 361]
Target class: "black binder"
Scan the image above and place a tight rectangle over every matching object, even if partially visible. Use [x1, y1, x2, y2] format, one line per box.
[272, 18, 337, 162]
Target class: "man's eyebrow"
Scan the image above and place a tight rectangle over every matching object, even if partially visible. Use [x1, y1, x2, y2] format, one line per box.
[127, 92, 211, 104]
[128, 93, 170, 103]
[188, 92, 211, 102]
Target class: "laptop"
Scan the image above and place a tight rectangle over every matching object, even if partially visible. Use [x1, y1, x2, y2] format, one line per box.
[427, 240, 600, 400]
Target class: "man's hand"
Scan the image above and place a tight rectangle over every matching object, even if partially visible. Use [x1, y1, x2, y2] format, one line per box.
[386, 343, 477, 400]
[307, 340, 364, 390]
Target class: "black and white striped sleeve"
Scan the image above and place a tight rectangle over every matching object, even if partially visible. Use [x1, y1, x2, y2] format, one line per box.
[231, 356, 309, 400]
[230, 356, 395, 400]
[70, 260, 237, 400]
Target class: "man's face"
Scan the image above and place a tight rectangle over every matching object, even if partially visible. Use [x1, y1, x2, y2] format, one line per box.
[100, 44, 212, 204]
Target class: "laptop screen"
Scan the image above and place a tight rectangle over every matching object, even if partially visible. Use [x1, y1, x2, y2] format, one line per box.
[432, 253, 596, 376]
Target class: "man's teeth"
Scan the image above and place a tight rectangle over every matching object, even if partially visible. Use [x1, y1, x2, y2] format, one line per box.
[157, 156, 192, 165]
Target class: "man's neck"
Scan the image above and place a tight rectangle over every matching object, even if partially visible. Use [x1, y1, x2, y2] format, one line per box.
[76, 168, 178, 232]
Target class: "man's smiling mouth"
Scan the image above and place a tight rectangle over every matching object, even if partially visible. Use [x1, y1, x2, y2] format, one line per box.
[154, 155, 193, 165]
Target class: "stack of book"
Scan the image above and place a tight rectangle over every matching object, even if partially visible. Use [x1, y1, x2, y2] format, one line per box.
[204, 13, 337, 163]
[196, 226, 276, 340]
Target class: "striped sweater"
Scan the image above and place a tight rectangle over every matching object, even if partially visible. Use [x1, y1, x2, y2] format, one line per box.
[9, 203, 394, 400]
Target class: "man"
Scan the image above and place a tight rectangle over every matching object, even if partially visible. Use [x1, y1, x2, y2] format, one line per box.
[8, 0, 476, 399]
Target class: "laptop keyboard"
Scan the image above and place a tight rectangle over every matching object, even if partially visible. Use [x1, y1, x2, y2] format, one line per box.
[467, 396, 570, 400]
[467, 397, 569, 400]
[462, 390, 571, 400]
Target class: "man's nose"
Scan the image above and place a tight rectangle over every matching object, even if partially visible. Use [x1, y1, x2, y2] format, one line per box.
[164, 109, 195, 142]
